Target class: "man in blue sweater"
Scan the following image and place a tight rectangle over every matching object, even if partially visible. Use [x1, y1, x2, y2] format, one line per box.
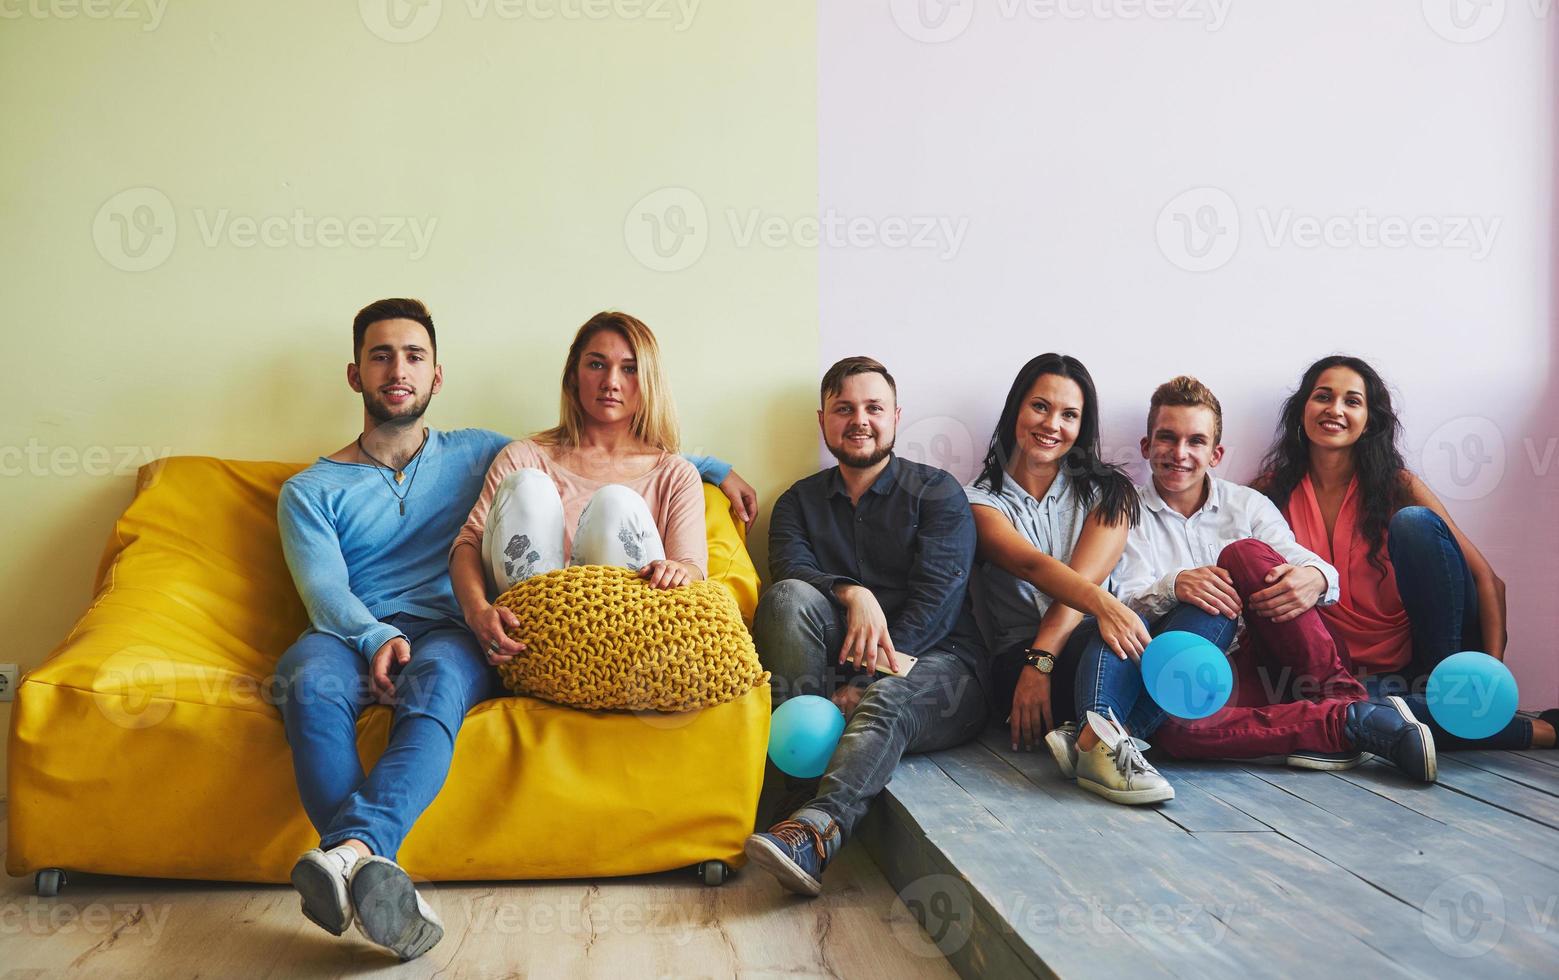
[275, 298, 748, 960]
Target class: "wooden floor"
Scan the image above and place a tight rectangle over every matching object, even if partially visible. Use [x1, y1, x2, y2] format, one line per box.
[7, 746, 1557, 980]
[0, 798, 954, 979]
[860, 730, 1559, 980]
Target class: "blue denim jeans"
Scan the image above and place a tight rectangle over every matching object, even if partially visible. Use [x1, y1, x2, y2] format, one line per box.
[1363, 680, 1532, 751]
[1072, 604, 1240, 740]
[1388, 506, 1482, 682]
[986, 604, 1240, 740]
[751, 580, 988, 856]
[273, 613, 505, 859]
[1073, 616, 1159, 738]
[1374, 506, 1532, 750]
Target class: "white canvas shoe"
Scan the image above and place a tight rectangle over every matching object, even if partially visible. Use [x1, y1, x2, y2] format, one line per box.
[1050, 720, 1152, 779]
[1045, 723, 1079, 779]
[1075, 709, 1175, 805]
[290, 845, 357, 936]
[348, 855, 444, 961]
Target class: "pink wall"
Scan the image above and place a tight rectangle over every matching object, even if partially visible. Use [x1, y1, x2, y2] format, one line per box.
[818, 2, 1558, 704]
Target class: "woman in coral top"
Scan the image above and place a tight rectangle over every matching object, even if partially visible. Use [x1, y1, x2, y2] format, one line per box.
[450, 311, 711, 667]
[1256, 355, 1555, 751]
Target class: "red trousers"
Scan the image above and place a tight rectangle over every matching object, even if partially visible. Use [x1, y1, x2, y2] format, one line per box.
[1154, 539, 1367, 759]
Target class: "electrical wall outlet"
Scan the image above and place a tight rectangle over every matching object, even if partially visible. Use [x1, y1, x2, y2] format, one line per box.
[0, 664, 17, 702]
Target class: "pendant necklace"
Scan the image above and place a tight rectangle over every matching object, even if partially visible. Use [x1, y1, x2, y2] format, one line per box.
[357, 428, 429, 516]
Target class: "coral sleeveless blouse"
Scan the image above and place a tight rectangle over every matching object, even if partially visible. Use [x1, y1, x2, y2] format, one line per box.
[1282, 474, 1413, 673]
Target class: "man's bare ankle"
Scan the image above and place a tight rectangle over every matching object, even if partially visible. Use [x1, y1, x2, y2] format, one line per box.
[1077, 727, 1100, 752]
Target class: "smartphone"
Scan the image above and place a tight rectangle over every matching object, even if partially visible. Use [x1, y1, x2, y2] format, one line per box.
[874, 652, 917, 678]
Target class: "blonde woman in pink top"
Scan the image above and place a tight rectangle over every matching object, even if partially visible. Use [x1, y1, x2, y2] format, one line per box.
[450, 311, 710, 667]
[1257, 355, 1555, 751]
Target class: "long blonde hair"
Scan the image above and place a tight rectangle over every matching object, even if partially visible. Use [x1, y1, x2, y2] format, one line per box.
[534, 311, 681, 452]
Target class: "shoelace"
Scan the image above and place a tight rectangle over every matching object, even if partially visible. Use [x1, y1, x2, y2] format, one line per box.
[1104, 708, 1156, 788]
[768, 819, 829, 859]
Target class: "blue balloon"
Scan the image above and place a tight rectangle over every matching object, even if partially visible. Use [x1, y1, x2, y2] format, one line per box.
[1141, 630, 1233, 720]
[1426, 651, 1519, 740]
[768, 695, 846, 778]
[1139, 630, 1207, 692]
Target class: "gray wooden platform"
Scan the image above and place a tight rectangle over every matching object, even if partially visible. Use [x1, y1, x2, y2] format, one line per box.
[858, 731, 1559, 979]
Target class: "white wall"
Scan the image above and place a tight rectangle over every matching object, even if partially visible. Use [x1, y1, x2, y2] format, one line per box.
[819, 1, 1558, 704]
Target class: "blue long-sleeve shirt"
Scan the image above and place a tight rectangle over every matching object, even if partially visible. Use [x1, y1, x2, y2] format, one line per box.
[279, 428, 734, 660]
[683, 454, 731, 487]
[767, 454, 985, 679]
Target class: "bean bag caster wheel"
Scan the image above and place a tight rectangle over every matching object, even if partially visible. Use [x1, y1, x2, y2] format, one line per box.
[697, 861, 728, 886]
[35, 869, 67, 897]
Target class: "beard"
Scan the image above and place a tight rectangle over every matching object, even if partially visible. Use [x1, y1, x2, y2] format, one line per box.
[363, 387, 434, 426]
[826, 432, 895, 470]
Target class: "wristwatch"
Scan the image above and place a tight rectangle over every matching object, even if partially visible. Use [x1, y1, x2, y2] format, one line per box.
[1023, 648, 1056, 674]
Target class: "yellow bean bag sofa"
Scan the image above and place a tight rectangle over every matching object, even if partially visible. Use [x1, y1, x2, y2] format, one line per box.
[6, 456, 769, 889]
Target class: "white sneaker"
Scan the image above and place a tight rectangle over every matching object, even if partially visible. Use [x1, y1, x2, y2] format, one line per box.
[1075, 709, 1175, 805]
[348, 855, 444, 961]
[290, 845, 358, 936]
[1047, 721, 1152, 779]
[1045, 723, 1079, 779]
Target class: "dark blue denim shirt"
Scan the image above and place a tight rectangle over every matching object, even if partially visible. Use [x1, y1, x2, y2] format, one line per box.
[768, 454, 986, 681]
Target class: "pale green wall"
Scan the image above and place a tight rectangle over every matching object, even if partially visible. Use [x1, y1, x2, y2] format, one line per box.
[0, 3, 819, 784]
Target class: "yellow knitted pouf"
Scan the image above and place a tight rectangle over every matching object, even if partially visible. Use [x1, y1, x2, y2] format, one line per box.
[493, 565, 769, 712]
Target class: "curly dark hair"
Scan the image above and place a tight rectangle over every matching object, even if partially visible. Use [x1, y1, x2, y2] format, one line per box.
[1257, 355, 1408, 571]
[975, 353, 1138, 528]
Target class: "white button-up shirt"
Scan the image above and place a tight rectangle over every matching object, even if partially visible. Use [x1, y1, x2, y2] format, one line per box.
[1113, 475, 1339, 620]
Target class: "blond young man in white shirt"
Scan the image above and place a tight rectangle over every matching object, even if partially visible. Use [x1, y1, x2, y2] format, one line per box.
[1104, 377, 1435, 782]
